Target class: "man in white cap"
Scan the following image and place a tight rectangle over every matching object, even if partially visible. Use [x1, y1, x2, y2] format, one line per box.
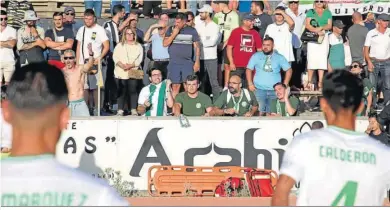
[16, 10, 45, 67]
[195, 4, 222, 102]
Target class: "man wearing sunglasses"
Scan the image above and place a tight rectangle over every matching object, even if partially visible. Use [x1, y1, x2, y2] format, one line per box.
[63, 7, 83, 39]
[0, 10, 17, 86]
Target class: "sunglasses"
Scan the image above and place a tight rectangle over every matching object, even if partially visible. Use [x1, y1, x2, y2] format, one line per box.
[64, 56, 74, 60]
[351, 64, 361, 69]
[289, 1, 299, 4]
[315, 0, 324, 3]
[0, 17, 7, 21]
[65, 12, 75, 16]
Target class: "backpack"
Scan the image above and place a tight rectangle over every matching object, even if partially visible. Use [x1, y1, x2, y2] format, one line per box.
[226, 89, 252, 104]
[215, 177, 244, 197]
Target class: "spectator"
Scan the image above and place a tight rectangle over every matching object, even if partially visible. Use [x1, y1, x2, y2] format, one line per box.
[311, 121, 324, 129]
[84, 0, 102, 18]
[111, 0, 131, 15]
[0, 88, 12, 153]
[63, 45, 95, 117]
[364, 14, 390, 106]
[143, 0, 162, 18]
[76, 9, 109, 116]
[348, 12, 369, 66]
[305, 1, 332, 91]
[213, 75, 258, 117]
[250, 1, 273, 39]
[63, 6, 83, 39]
[195, 4, 222, 102]
[128, 12, 145, 45]
[113, 27, 143, 116]
[328, 20, 346, 72]
[163, 12, 201, 99]
[186, 11, 195, 27]
[137, 68, 174, 116]
[364, 12, 376, 31]
[264, 6, 295, 63]
[366, 112, 390, 146]
[350, 61, 373, 117]
[0, 10, 17, 85]
[226, 14, 262, 89]
[17, 10, 46, 67]
[44, 12, 74, 70]
[246, 36, 292, 116]
[6, 0, 34, 30]
[144, 13, 170, 79]
[213, 0, 240, 89]
[174, 75, 213, 116]
[269, 82, 299, 117]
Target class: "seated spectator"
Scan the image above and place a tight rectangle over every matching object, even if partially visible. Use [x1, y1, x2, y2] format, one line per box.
[246, 36, 292, 116]
[365, 112, 390, 146]
[174, 75, 213, 116]
[213, 75, 258, 117]
[44, 12, 74, 70]
[312, 121, 324, 130]
[269, 82, 299, 117]
[17, 10, 46, 67]
[328, 20, 346, 72]
[0, 10, 17, 86]
[63, 45, 95, 117]
[350, 61, 373, 116]
[137, 68, 174, 116]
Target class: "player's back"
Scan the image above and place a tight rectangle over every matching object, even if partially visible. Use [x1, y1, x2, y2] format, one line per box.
[1, 154, 129, 206]
[281, 126, 390, 206]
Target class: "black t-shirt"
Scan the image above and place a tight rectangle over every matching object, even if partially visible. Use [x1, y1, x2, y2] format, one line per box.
[252, 13, 273, 39]
[45, 27, 74, 61]
[369, 131, 390, 146]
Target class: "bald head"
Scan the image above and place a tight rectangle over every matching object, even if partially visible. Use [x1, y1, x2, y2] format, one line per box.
[352, 12, 363, 23]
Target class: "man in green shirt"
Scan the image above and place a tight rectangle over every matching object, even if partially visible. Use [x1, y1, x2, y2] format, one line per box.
[270, 82, 299, 117]
[213, 75, 258, 117]
[174, 75, 213, 116]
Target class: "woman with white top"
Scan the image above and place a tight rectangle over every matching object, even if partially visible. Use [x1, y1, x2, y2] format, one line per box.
[113, 27, 143, 116]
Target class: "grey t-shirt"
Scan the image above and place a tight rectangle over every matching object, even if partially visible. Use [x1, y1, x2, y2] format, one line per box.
[347, 24, 369, 64]
[252, 13, 273, 39]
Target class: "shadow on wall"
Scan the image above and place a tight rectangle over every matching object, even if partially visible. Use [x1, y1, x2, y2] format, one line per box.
[77, 151, 104, 176]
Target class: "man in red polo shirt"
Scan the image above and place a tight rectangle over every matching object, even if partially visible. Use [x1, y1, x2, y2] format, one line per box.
[226, 13, 262, 89]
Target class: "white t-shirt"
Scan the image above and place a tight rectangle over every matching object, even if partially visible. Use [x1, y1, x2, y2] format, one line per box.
[0, 26, 17, 62]
[364, 28, 390, 60]
[138, 82, 169, 116]
[1, 155, 129, 206]
[195, 20, 221, 60]
[0, 108, 12, 149]
[76, 24, 109, 64]
[280, 126, 390, 206]
[264, 22, 295, 62]
[286, 8, 306, 49]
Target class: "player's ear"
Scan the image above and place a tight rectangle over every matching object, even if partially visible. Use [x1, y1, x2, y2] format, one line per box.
[320, 97, 335, 120]
[59, 105, 70, 131]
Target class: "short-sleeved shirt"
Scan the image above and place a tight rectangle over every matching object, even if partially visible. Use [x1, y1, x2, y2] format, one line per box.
[0, 26, 17, 62]
[264, 22, 295, 62]
[270, 96, 299, 116]
[252, 13, 273, 39]
[175, 92, 212, 116]
[329, 33, 345, 69]
[213, 10, 240, 44]
[306, 9, 332, 28]
[227, 27, 262, 68]
[103, 20, 120, 52]
[76, 24, 109, 64]
[247, 51, 291, 90]
[166, 26, 200, 64]
[364, 28, 390, 60]
[45, 28, 74, 61]
[214, 89, 258, 116]
[347, 24, 369, 64]
[151, 33, 169, 60]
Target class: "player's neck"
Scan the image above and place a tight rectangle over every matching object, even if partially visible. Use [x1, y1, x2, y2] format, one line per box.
[10, 131, 54, 157]
[329, 116, 356, 132]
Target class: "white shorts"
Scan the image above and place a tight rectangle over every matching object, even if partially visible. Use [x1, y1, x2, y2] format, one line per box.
[0, 62, 15, 83]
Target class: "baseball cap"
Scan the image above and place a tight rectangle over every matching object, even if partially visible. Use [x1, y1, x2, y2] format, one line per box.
[333, 20, 345, 29]
[198, 4, 213, 13]
[377, 13, 390, 21]
[64, 6, 75, 14]
[243, 13, 254, 21]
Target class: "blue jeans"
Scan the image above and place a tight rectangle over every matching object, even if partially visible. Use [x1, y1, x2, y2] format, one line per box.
[255, 89, 276, 113]
[111, 0, 131, 14]
[85, 0, 102, 18]
[187, 1, 198, 15]
[373, 60, 390, 105]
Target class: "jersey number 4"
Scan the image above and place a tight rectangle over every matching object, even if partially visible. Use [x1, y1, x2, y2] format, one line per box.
[331, 181, 358, 206]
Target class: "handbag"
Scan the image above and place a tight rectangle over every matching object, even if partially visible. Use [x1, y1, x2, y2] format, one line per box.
[125, 46, 144, 80]
[301, 9, 324, 44]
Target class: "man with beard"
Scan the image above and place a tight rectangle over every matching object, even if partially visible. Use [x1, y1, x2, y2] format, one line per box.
[213, 75, 258, 117]
[269, 82, 299, 117]
[250, 1, 273, 39]
[63, 44, 95, 117]
[195, 4, 222, 102]
[246, 36, 292, 116]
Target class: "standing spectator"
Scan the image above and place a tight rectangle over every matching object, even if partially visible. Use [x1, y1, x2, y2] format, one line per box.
[226, 14, 262, 88]
[143, 0, 162, 18]
[113, 27, 144, 116]
[111, 0, 131, 15]
[364, 14, 390, 106]
[195, 4, 222, 102]
[144, 13, 170, 79]
[44, 12, 74, 70]
[0, 10, 17, 85]
[163, 13, 201, 99]
[6, 0, 33, 30]
[328, 20, 346, 72]
[173, 75, 213, 116]
[250, 1, 273, 39]
[246, 36, 292, 116]
[305, 1, 332, 91]
[186, 11, 195, 27]
[76, 9, 109, 116]
[128, 12, 144, 45]
[364, 12, 376, 31]
[84, 0, 102, 18]
[213, 75, 258, 117]
[348, 12, 369, 66]
[63, 45, 95, 117]
[17, 10, 45, 67]
[269, 82, 299, 117]
[365, 112, 390, 146]
[63, 6, 83, 39]
[213, 0, 240, 89]
[264, 6, 295, 63]
[137, 68, 174, 116]
[350, 61, 373, 116]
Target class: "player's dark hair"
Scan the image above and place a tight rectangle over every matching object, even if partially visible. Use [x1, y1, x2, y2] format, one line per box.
[84, 9, 95, 17]
[6, 62, 68, 111]
[263, 35, 274, 43]
[252, 1, 265, 11]
[312, 121, 324, 129]
[176, 12, 188, 21]
[273, 82, 286, 89]
[53, 12, 63, 18]
[186, 74, 199, 83]
[112, 4, 125, 16]
[1, 10, 7, 16]
[148, 67, 161, 76]
[322, 70, 363, 113]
